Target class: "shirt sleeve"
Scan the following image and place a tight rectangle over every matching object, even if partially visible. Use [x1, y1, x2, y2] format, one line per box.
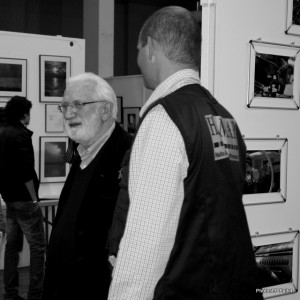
[108, 105, 189, 300]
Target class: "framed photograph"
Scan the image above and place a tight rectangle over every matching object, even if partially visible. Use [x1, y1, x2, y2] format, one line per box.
[123, 107, 140, 134]
[243, 138, 287, 205]
[247, 40, 300, 109]
[0, 57, 27, 98]
[39, 136, 70, 183]
[116, 96, 123, 123]
[39, 55, 71, 102]
[45, 104, 64, 133]
[252, 230, 299, 298]
[286, 0, 300, 35]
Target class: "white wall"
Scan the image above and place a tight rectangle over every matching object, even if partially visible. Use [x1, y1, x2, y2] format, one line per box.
[201, 0, 300, 298]
[0, 31, 85, 268]
[0, 30, 85, 200]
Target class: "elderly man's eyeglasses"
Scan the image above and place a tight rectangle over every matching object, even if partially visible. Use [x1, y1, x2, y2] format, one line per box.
[57, 100, 104, 114]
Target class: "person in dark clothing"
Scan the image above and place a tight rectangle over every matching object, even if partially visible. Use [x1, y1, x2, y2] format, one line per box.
[41, 73, 132, 300]
[108, 6, 263, 300]
[0, 96, 46, 300]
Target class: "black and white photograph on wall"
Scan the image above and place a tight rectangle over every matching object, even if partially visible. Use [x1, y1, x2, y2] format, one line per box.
[244, 150, 281, 194]
[252, 230, 299, 299]
[292, 0, 300, 24]
[254, 54, 294, 99]
[40, 55, 71, 102]
[243, 138, 287, 205]
[39, 136, 69, 183]
[123, 107, 140, 135]
[286, 0, 300, 35]
[255, 241, 293, 287]
[0, 57, 27, 98]
[248, 40, 300, 109]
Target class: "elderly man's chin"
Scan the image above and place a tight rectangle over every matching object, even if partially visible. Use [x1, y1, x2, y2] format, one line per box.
[66, 127, 90, 145]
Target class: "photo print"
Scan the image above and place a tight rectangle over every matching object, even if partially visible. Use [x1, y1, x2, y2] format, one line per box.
[40, 136, 69, 183]
[243, 138, 287, 205]
[0, 58, 27, 98]
[40, 55, 71, 102]
[248, 40, 300, 109]
[252, 230, 299, 298]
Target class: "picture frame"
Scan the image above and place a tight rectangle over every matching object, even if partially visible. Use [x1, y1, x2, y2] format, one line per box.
[39, 136, 69, 183]
[243, 138, 288, 206]
[252, 230, 299, 298]
[0, 57, 27, 98]
[39, 55, 71, 103]
[247, 40, 300, 110]
[45, 104, 64, 133]
[116, 96, 123, 123]
[286, 0, 300, 35]
[123, 107, 140, 134]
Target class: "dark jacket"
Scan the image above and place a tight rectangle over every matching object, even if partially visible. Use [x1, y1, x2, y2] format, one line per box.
[42, 123, 132, 300]
[0, 122, 39, 203]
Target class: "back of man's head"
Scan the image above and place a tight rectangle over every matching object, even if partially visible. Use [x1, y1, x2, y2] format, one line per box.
[139, 6, 201, 70]
[5, 96, 32, 124]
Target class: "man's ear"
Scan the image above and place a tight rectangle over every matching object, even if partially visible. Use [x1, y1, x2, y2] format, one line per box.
[101, 102, 112, 121]
[147, 36, 156, 62]
[22, 113, 30, 121]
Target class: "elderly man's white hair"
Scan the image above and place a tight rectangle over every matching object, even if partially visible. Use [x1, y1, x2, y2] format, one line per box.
[66, 72, 118, 120]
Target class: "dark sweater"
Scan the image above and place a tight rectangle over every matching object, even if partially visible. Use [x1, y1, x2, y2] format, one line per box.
[42, 124, 132, 300]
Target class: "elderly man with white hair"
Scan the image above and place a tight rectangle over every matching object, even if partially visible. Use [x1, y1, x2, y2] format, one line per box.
[42, 73, 132, 300]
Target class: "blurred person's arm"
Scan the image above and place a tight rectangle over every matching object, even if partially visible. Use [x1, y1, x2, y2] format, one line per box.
[25, 180, 39, 203]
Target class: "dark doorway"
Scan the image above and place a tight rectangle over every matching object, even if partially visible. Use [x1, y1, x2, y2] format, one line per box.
[114, 0, 200, 76]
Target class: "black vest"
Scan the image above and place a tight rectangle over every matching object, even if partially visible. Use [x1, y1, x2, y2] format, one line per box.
[109, 85, 263, 300]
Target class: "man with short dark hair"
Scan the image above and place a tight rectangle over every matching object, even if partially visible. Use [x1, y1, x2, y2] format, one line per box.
[109, 6, 263, 300]
[0, 96, 46, 300]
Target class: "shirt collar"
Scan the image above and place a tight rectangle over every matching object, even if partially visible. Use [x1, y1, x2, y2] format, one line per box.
[77, 122, 116, 169]
[140, 69, 200, 117]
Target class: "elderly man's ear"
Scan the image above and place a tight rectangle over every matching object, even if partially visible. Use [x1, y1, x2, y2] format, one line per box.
[101, 102, 113, 121]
